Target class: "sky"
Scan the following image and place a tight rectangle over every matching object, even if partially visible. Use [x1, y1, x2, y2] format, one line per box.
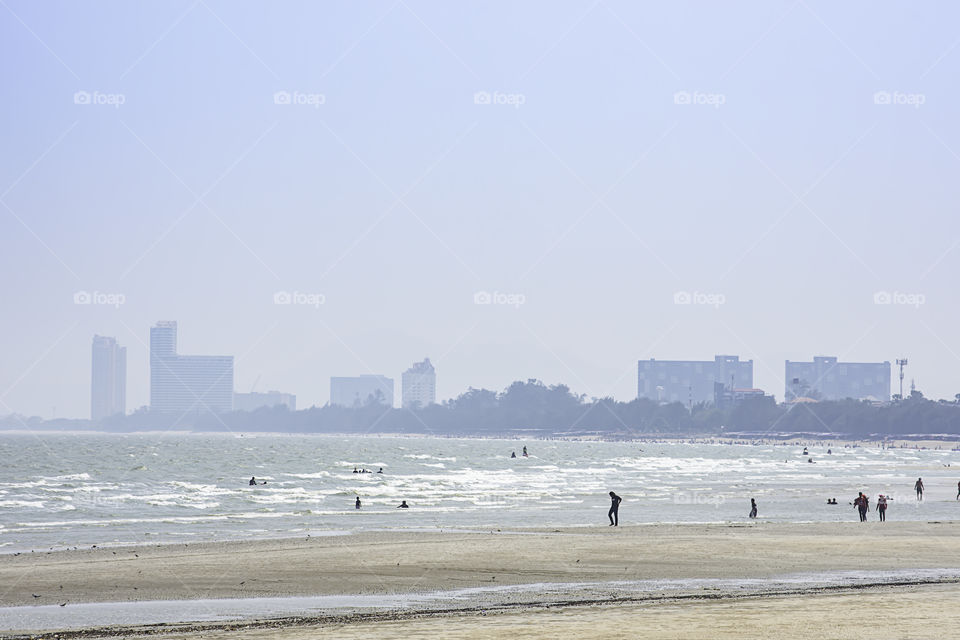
[2, 1, 960, 419]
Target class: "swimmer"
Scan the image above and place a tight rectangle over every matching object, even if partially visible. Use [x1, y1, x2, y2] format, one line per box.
[397, 500, 409, 508]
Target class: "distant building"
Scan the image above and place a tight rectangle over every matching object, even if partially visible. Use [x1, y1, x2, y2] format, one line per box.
[714, 384, 766, 409]
[638, 355, 753, 406]
[402, 358, 436, 409]
[785, 357, 890, 402]
[233, 391, 296, 412]
[91, 335, 126, 421]
[150, 321, 234, 414]
[330, 375, 394, 408]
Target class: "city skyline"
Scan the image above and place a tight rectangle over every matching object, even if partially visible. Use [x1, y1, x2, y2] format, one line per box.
[3, 2, 960, 419]
[79, 320, 930, 418]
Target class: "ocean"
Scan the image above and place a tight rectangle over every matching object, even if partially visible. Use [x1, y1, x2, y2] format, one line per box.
[2, 432, 958, 552]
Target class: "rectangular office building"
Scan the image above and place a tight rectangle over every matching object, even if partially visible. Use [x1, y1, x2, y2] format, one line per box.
[638, 355, 753, 405]
[150, 321, 234, 414]
[785, 356, 890, 401]
[91, 335, 126, 421]
[330, 375, 394, 408]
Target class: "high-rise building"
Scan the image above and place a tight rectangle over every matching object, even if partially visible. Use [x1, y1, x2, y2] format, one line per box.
[330, 375, 394, 408]
[637, 355, 753, 405]
[91, 335, 126, 421]
[402, 358, 436, 409]
[785, 357, 890, 402]
[233, 391, 296, 412]
[150, 321, 234, 414]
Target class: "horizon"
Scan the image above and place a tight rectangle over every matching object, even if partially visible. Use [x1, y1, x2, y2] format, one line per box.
[3, 1, 960, 419]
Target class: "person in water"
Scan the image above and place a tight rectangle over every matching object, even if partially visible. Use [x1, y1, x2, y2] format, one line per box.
[915, 478, 925, 501]
[353, 467, 359, 474]
[397, 500, 409, 508]
[249, 476, 257, 486]
[608, 491, 622, 526]
[749, 498, 758, 519]
[355, 497, 361, 510]
[877, 494, 888, 522]
[377, 468, 383, 473]
[522, 446, 528, 457]
[511, 451, 516, 458]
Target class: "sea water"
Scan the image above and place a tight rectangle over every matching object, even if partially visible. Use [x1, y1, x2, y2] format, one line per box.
[2, 432, 958, 552]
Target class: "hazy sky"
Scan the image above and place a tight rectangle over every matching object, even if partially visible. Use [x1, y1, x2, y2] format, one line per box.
[3, 1, 960, 418]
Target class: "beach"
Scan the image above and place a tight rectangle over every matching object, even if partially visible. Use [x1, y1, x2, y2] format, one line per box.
[3, 521, 960, 638]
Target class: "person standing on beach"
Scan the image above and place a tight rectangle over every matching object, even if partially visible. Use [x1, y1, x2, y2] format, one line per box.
[877, 494, 888, 522]
[608, 491, 622, 526]
[854, 493, 868, 522]
[915, 478, 924, 501]
[956, 481, 960, 500]
[749, 498, 758, 519]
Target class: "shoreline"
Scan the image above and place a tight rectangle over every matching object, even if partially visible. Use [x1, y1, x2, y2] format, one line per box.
[4, 521, 960, 636]
[4, 579, 960, 640]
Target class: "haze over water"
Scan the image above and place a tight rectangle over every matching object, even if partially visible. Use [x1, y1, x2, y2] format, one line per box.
[3, 433, 958, 552]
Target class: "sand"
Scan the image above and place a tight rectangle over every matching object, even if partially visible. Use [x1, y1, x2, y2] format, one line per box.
[3, 521, 960, 638]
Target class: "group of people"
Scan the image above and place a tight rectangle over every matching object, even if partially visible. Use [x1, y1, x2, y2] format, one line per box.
[352, 467, 383, 474]
[510, 446, 529, 459]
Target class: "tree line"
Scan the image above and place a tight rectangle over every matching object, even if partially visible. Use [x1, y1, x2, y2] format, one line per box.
[4, 379, 955, 437]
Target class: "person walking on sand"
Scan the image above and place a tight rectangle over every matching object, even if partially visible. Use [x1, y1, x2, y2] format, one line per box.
[877, 494, 888, 522]
[854, 492, 867, 522]
[915, 478, 925, 501]
[749, 498, 758, 519]
[608, 491, 622, 526]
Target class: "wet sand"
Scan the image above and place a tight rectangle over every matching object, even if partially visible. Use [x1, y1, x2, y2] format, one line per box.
[2, 521, 960, 637]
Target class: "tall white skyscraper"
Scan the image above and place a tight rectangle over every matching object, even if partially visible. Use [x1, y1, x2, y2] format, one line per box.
[91, 335, 126, 421]
[150, 321, 234, 414]
[402, 358, 436, 409]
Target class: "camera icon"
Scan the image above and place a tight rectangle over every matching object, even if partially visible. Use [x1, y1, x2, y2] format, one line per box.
[473, 91, 491, 105]
[873, 291, 892, 305]
[873, 91, 891, 105]
[273, 91, 291, 105]
[74, 91, 91, 105]
[673, 290, 692, 305]
[673, 91, 691, 105]
[273, 291, 292, 304]
[73, 290, 92, 304]
[473, 290, 492, 305]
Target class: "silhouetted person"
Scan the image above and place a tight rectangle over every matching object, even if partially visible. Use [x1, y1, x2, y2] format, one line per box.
[355, 497, 361, 510]
[608, 491, 622, 526]
[378, 468, 383, 473]
[877, 494, 887, 522]
[353, 467, 359, 474]
[397, 500, 409, 508]
[749, 498, 758, 518]
[915, 478, 924, 501]
[854, 492, 868, 521]
[956, 481, 960, 501]
[511, 451, 517, 458]
[249, 477, 257, 486]
[522, 446, 528, 457]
